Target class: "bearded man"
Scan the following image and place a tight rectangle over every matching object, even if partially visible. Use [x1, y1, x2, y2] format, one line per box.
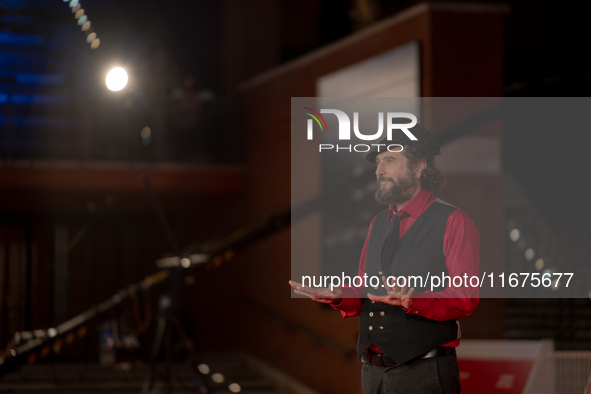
[290, 124, 480, 394]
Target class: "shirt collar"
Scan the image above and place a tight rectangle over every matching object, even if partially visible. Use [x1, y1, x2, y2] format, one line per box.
[388, 189, 433, 220]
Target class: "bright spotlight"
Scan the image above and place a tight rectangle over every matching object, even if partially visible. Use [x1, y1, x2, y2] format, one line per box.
[106, 67, 128, 91]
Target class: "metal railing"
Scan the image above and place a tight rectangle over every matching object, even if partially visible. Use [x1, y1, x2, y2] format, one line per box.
[553, 351, 591, 394]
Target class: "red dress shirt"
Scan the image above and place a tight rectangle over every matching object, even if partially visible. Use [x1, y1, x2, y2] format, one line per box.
[331, 189, 480, 351]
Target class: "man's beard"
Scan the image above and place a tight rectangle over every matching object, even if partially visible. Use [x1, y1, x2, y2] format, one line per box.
[374, 169, 417, 207]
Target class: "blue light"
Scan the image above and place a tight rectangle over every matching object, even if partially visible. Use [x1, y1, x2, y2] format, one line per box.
[9, 94, 33, 104]
[0, 31, 44, 45]
[16, 73, 65, 85]
[69, 0, 78, 7]
[1, 14, 35, 24]
[77, 15, 87, 25]
[10, 94, 70, 105]
[0, 0, 27, 8]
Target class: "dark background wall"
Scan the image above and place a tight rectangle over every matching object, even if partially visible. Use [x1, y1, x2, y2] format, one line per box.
[2, 1, 591, 393]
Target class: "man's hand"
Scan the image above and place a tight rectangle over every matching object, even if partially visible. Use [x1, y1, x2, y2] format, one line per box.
[289, 280, 342, 304]
[367, 276, 414, 309]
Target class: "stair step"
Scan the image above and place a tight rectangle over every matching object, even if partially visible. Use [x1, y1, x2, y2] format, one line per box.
[0, 351, 320, 394]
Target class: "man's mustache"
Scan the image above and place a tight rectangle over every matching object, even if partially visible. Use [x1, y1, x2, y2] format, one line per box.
[377, 176, 393, 183]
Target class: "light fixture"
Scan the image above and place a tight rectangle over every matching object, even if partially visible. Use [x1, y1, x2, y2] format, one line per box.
[211, 373, 224, 383]
[105, 68, 128, 91]
[509, 229, 520, 242]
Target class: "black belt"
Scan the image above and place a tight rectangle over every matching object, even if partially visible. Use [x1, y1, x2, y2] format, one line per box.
[361, 347, 456, 367]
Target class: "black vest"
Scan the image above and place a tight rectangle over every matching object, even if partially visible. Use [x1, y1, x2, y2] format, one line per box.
[357, 199, 459, 364]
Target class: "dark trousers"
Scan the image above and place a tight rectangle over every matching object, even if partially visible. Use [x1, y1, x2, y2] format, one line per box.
[361, 355, 461, 394]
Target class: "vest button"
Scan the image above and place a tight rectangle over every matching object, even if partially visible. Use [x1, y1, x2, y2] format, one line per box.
[378, 271, 383, 275]
[369, 326, 373, 330]
[371, 300, 375, 304]
[369, 312, 374, 317]
[380, 311, 385, 316]
[374, 286, 378, 289]
[379, 326, 384, 330]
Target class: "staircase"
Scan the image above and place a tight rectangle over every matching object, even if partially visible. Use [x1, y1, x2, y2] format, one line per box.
[504, 172, 591, 349]
[0, 351, 319, 394]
